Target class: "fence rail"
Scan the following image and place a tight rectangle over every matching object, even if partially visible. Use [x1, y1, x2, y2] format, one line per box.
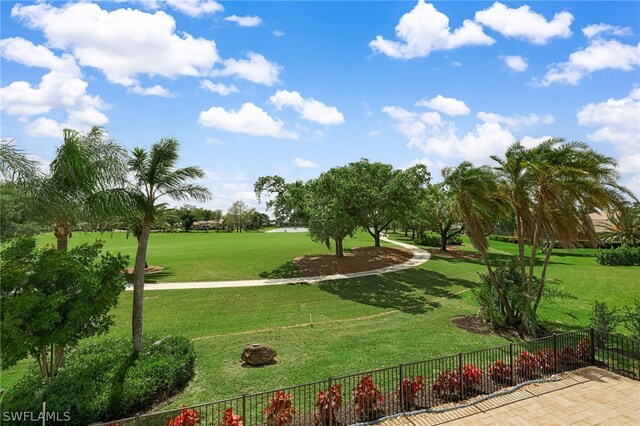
[95, 329, 639, 426]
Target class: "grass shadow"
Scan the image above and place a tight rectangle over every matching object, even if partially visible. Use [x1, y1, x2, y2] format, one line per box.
[125, 270, 175, 284]
[318, 269, 477, 314]
[259, 261, 301, 279]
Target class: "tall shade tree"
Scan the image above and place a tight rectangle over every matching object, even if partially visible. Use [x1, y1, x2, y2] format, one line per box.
[306, 166, 359, 257]
[128, 138, 211, 352]
[347, 159, 430, 247]
[419, 184, 465, 251]
[254, 176, 309, 227]
[37, 127, 128, 251]
[442, 162, 515, 323]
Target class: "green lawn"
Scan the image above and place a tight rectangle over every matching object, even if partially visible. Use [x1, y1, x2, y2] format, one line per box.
[35, 230, 387, 282]
[3, 233, 638, 412]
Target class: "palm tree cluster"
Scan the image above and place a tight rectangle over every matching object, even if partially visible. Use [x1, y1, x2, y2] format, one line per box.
[444, 138, 633, 334]
[1, 129, 211, 353]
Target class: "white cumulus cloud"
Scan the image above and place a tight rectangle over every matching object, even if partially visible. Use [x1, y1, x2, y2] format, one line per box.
[138, 0, 224, 17]
[268, 90, 345, 125]
[582, 23, 633, 39]
[130, 84, 173, 97]
[369, 0, 494, 59]
[577, 88, 640, 152]
[539, 39, 640, 86]
[502, 55, 528, 72]
[212, 52, 281, 86]
[225, 15, 262, 27]
[198, 102, 297, 139]
[415, 95, 470, 116]
[477, 112, 555, 130]
[293, 157, 319, 168]
[12, 2, 219, 87]
[475, 2, 573, 44]
[200, 80, 239, 96]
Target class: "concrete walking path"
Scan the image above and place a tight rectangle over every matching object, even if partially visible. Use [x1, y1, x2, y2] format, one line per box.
[125, 237, 430, 291]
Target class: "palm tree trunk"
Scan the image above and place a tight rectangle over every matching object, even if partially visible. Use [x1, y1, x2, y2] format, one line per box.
[528, 202, 544, 301]
[54, 220, 70, 251]
[533, 241, 555, 312]
[132, 218, 151, 353]
[480, 251, 516, 325]
[516, 216, 527, 292]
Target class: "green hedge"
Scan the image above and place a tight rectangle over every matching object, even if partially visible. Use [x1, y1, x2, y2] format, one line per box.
[2, 336, 196, 425]
[595, 245, 640, 266]
[416, 232, 462, 247]
[488, 234, 518, 243]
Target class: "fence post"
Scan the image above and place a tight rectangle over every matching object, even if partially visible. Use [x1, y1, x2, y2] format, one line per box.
[398, 364, 404, 413]
[328, 376, 333, 426]
[590, 328, 596, 366]
[135, 414, 139, 426]
[509, 343, 514, 385]
[553, 334, 558, 373]
[242, 393, 246, 425]
[458, 352, 463, 400]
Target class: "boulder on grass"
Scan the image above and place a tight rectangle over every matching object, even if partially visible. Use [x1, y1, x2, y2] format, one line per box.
[242, 344, 277, 366]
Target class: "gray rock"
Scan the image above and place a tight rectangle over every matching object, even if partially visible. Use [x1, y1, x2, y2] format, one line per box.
[241, 343, 277, 366]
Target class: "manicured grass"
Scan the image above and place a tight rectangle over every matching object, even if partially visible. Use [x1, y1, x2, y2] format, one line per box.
[35, 230, 387, 282]
[4, 234, 637, 414]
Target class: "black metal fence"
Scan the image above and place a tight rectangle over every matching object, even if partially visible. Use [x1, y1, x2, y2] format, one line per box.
[95, 329, 639, 426]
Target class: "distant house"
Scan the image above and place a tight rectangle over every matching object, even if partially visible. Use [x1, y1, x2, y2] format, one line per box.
[192, 219, 224, 230]
[588, 211, 612, 233]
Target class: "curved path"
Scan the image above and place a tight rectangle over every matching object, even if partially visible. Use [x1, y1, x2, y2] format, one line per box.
[125, 237, 431, 291]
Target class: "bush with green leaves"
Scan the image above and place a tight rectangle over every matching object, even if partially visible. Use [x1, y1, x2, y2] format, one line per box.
[0, 237, 128, 378]
[595, 245, 640, 266]
[1, 335, 196, 425]
[416, 231, 440, 247]
[590, 301, 621, 347]
[622, 300, 640, 341]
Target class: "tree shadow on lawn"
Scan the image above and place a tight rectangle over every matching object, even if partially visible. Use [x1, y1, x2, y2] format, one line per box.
[318, 269, 477, 314]
[432, 250, 572, 267]
[125, 270, 175, 284]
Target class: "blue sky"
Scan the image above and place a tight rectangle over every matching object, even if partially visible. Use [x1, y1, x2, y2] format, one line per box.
[1, 0, 639, 213]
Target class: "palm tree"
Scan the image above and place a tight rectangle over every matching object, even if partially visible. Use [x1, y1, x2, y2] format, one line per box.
[0, 139, 42, 183]
[128, 138, 211, 352]
[442, 162, 515, 324]
[599, 204, 640, 247]
[521, 140, 631, 312]
[37, 127, 128, 251]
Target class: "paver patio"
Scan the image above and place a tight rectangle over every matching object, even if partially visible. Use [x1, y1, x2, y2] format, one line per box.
[379, 367, 640, 425]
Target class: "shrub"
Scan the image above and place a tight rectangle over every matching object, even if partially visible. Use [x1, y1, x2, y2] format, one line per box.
[315, 384, 342, 425]
[488, 235, 518, 243]
[221, 408, 243, 426]
[2, 336, 196, 425]
[416, 231, 440, 247]
[622, 300, 640, 341]
[595, 245, 640, 266]
[488, 360, 511, 384]
[432, 370, 459, 399]
[460, 363, 483, 389]
[576, 339, 593, 363]
[590, 301, 621, 347]
[447, 235, 463, 245]
[558, 346, 577, 367]
[536, 349, 555, 374]
[397, 376, 425, 410]
[264, 391, 296, 426]
[353, 376, 384, 421]
[515, 351, 539, 379]
[167, 406, 200, 426]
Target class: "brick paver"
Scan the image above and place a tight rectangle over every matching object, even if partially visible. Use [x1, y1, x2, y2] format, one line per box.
[380, 368, 640, 426]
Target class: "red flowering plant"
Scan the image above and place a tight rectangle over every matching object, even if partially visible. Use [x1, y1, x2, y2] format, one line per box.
[488, 359, 511, 384]
[431, 370, 459, 400]
[220, 408, 243, 426]
[397, 376, 426, 410]
[264, 391, 297, 426]
[315, 384, 342, 426]
[576, 339, 593, 363]
[353, 375, 385, 421]
[558, 345, 578, 368]
[460, 363, 483, 390]
[516, 351, 540, 379]
[166, 406, 200, 426]
[536, 349, 556, 374]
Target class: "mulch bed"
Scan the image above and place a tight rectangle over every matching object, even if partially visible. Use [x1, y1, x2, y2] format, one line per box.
[123, 265, 165, 275]
[294, 246, 413, 277]
[429, 247, 482, 260]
